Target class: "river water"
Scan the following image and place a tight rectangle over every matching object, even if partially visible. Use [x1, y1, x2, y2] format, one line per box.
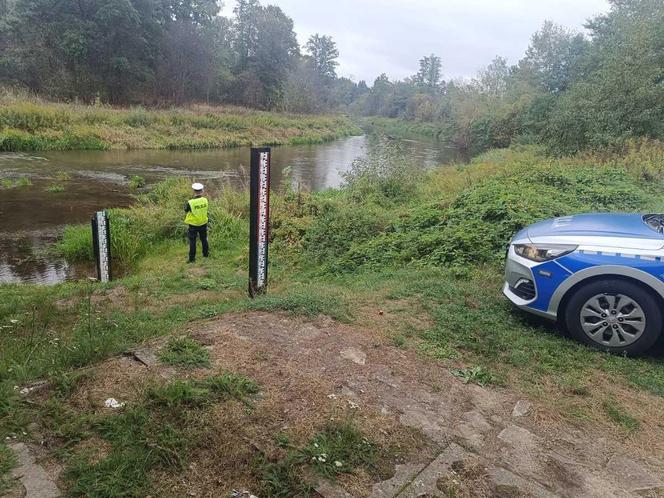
[0, 135, 465, 284]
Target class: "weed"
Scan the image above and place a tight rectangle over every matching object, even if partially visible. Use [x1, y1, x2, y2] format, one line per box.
[392, 334, 406, 348]
[66, 373, 258, 496]
[197, 277, 216, 290]
[158, 337, 210, 369]
[303, 420, 378, 478]
[55, 171, 72, 182]
[129, 175, 146, 189]
[244, 289, 352, 322]
[602, 400, 640, 432]
[256, 419, 378, 496]
[451, 366, 498, 387]
[146, 374, 258, 408]
[46, 183, 64, 193]
[0, 98, 360, 151]
[52, 370, 91, 398]
[0, 177, 32, 188]
[0, 444, 17, 495]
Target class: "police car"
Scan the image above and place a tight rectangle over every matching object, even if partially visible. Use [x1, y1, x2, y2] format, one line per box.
[503, 213, 664, 355]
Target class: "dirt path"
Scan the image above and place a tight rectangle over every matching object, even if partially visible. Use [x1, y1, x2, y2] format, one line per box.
[42, 311, 664, 497]
[188, 312, 664, 497]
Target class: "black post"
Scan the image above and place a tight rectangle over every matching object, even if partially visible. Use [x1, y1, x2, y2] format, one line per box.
[91, 210, 112, 282]
[248, 147, 271, 297]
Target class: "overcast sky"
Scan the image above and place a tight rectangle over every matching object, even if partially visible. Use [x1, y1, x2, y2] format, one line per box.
[221, 0, 610, 83]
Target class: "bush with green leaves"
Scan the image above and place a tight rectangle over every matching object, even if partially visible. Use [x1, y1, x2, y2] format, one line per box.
[58, 177, 248, 268]
[301, 147, 662, 274]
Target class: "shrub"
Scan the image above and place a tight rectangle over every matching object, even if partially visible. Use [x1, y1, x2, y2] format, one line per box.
[300, 149, 662, 273]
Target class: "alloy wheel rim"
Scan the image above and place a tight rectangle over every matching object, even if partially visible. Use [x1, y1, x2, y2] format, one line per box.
[579, 293, 646, 347]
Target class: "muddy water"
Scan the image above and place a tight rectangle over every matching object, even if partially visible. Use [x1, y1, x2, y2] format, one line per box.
[0, 136, 465, 284]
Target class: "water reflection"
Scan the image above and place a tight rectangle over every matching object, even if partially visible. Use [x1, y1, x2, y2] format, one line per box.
[0, 230, 89, 284]
[0, 135, 465, 284]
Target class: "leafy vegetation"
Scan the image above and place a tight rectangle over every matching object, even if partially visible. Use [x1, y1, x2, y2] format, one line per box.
[158, 337, 211, 369]
[2, 1, 660, 157]
[0, 443, 17, 495]
[129, 175, 146, 189]
[3, 139, 664, 495]
[0, 94, 361, 151]
[46, 183, 65, 193]
[65, 374, 257, 497]
[355, 1, 664, 155]
[0, 177, 31, 189]
[602, 400, 641, 432]
[451, 366, 498, 387]
[255, 419, 380, 496]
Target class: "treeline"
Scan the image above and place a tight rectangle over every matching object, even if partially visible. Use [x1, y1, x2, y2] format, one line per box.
[1, 0, 662, 155]
[355, 0, 664, 155]
[0, 0, 362, 110]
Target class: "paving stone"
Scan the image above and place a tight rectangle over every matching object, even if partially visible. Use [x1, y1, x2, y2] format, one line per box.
[315, 480, 355, 498]
[498, 424, 537, 451]
[370, 463, 424, 498]
[606, 454, 664, 492]
[398, 404, 449, 442]
[129, 347, 158, 366]
[461, 410, 492, 432]
[397, 443, 469, 498]
[454, 422, 486, 451]
[339, 347, 366, 365]
[9, 442, 60, 498]
[512, 400, 532, 417]
[487, 466, 558, 498]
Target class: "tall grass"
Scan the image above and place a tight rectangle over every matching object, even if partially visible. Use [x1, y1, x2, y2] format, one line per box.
[58, 178, 249, 268]
[0, 90, 361, 152]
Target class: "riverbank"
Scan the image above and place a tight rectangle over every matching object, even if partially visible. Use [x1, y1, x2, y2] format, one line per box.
[2, 142, 664, 495]
[0, 92, 361, 152]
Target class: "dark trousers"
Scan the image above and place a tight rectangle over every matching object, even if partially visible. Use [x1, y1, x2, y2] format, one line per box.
[188, 224, 209, 262]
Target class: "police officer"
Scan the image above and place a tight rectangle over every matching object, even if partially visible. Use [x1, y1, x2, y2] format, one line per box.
[184, 182, 209, 263]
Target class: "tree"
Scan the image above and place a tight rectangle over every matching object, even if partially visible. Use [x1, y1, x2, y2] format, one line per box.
[305, 34, 339, 79]
[232, 0, 260, 70]
[415, 54, 442, 91]
[518, 21, 589, 94]
[544, 0, 664, 153]
[476, 56, 511, 97]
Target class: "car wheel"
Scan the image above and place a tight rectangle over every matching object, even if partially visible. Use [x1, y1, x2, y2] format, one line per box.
[564, 279, 662, 355]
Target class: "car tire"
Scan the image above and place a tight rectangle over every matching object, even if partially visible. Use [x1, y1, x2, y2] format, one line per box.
[564, 279, 662, 355]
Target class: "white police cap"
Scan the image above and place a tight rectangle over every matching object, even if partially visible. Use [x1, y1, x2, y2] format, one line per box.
[192, 182, 204, 191]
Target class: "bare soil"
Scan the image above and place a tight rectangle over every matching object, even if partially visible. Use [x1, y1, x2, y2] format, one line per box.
[14, 311, 664, 497]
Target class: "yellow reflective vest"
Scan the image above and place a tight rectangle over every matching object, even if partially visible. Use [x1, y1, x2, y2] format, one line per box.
[184, 197, 209, 226]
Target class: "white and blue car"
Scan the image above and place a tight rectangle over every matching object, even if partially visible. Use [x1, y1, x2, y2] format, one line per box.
[504, 213, 664, 355]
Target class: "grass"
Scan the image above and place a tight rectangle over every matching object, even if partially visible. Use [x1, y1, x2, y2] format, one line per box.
[129, 175, 145, 189]
[602, 399, 641, 432]
[46, 183, 65, 193]
[3, 140, 664, 494]
[158, 337, 210, 369]
[255, 418, 380, 496]
[242, 287, 353, 322]
[64, 373, 258, 497]
[0, 444, 17, 495]
[0, 177, 32, 189]
[0, 91, 362, 152]
[359, 116, 450, 141]
[451, 365, 499, 387]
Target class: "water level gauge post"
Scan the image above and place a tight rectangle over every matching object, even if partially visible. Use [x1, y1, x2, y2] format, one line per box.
[248, 147, 271, 297]
[91, 210, 112, 282]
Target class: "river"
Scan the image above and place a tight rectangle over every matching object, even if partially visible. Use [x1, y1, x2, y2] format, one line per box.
[0, 135, 465, 284]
